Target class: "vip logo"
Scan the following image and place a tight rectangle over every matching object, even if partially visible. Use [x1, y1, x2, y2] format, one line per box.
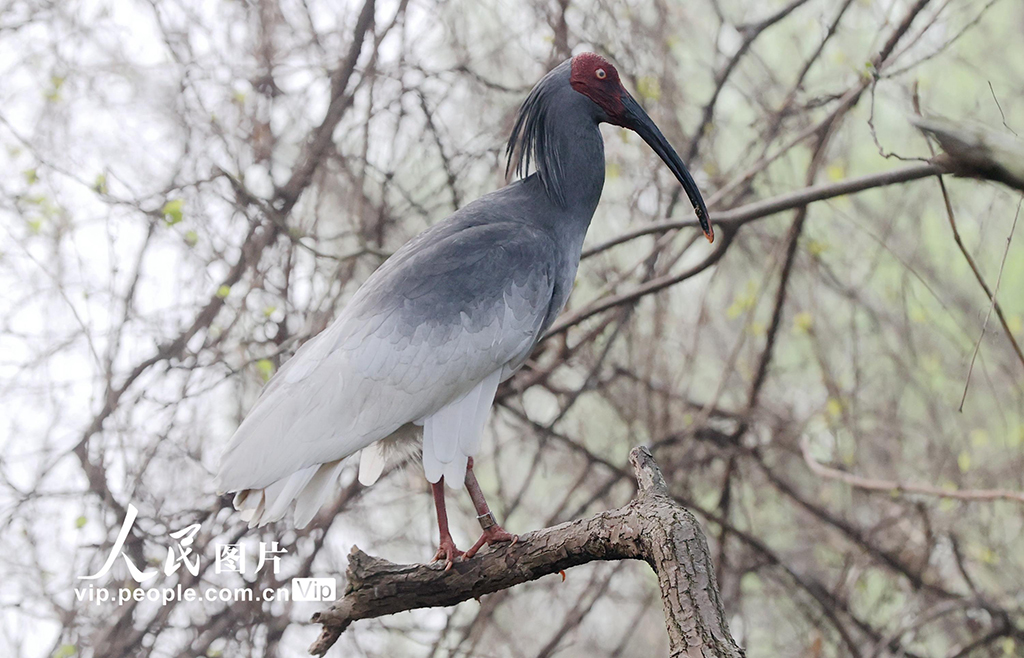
[291, 578, 336, 602]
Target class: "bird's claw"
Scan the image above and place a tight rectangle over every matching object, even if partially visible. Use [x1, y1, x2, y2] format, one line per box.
[464, 526, 517, 559]
[432, 539, 464, 571]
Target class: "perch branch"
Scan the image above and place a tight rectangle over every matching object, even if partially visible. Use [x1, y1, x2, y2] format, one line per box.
[309, 447, 743, 658]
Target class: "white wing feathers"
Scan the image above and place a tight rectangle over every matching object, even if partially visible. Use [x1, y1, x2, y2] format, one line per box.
[235, 458, 349, 529]
[217, 224, 557, 528]
[422, 368, 502, 486]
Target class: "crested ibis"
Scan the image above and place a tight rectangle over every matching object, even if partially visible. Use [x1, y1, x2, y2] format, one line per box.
[216, 53, 712, 568]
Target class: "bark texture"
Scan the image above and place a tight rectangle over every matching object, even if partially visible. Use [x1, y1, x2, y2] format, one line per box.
[309, 447, 744, 657]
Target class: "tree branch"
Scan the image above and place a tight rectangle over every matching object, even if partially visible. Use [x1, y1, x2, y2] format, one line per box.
[309, 447, 743, 658]
[276, 0, 376, 212]
[799, 436, 1024, 504]
[582, 161, 948, 259]
[914, 116, 1024, 193]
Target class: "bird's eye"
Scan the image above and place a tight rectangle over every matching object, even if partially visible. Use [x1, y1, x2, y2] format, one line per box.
[595, 69, 606, 80]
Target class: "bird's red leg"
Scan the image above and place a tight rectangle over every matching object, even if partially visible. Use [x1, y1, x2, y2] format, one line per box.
[463, 458, 518, 558]
[430, 477, 464, 570]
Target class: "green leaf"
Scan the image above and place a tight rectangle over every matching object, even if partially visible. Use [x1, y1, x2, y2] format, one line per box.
[216, 285, 231, 299]
[636, 76, 661, 102]
[1009, 425, 1024, 449]
[262, 305, 277, 318]
[726, 291, 755, 320]
[793, 312, 813, 333]
[805, 239, 829, 257]
[957, 450, 971, 473]
[93, 174, 108, 195]
[52, 645, 76, 658]
[75, 515, 87, 529]
[44, 76, 65, 102]
[162, 199, 184, 226]
[255, 359, 275, 382]
[23, 169, 38, 185]
[976, 545, 998, 565]
[184, 230, 199, 247]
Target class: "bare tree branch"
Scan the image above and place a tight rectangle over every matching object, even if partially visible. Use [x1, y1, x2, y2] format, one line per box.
[309, 447, 743, 658]
[915, 116, 1024, 193]
[800, 436, 1024, 504]
[582, 161, 949, 259]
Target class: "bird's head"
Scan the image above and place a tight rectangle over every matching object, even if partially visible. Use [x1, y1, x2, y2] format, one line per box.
[569, 53, 713, 242]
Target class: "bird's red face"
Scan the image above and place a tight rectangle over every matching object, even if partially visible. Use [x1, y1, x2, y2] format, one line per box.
[569, 53, 627, 124]
[569, 52, 714, 242]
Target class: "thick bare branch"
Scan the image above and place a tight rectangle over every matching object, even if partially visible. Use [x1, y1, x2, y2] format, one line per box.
[309, 447, 743, 658]
[915, 116, 1024, 193]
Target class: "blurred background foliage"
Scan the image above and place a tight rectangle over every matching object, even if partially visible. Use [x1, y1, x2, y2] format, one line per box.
[1, 0, 1022, 656]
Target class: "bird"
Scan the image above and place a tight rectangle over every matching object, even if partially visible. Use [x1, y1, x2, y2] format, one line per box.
[216, 52, 713, 568]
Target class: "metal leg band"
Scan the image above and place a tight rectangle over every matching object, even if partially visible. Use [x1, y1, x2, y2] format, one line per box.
[476, 511, 496, 531]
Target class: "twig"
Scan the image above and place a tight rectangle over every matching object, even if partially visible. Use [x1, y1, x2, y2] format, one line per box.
[912, 116, 1024, 372]
[988, 81, 1018, 137]
[547, 227, 734, 337]
[936, 173, 1024, 370]
[800, 436, 1024, 504]
[960, 197, 1021, 410]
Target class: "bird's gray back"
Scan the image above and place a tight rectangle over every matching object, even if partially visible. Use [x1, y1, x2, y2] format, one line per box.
[217, 186, 571, 491]
[345, 180, 579, 348]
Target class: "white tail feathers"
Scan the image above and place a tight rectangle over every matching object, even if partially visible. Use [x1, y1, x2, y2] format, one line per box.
[226, 426, 424, 528]
[358, 443, 387, 486]
[231, 461, 343, 529]
[421, 369, 500, 487]
[293, 459, 346, 528]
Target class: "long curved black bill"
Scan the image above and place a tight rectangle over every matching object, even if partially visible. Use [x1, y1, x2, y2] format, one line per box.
[620, 92, 713, 242]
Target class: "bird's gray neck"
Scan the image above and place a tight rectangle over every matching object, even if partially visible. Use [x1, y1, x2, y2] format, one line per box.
[534, 94, 606, 249]
[549, 111, 606, 216]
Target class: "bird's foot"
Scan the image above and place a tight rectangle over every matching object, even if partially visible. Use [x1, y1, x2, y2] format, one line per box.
[431, 537, 464, 571]
[464, 525, 518, 559]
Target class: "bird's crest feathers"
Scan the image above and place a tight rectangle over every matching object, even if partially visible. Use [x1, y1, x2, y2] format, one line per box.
[506, 59, 572, 207]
